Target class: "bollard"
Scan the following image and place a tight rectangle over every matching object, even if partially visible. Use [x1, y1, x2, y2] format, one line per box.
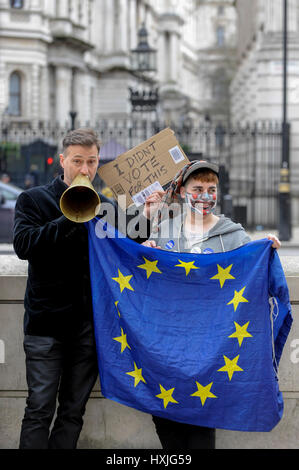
[222, 194, 233, 219]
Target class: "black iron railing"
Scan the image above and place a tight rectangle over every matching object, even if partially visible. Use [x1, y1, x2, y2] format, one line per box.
[0, 119, 283, 229]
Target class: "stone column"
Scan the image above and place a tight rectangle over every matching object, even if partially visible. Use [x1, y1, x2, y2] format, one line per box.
[57, 0, 68, 17]
[73, 70, 88, 125]
[115, 0, 128, 52]
[55, 66, 72, 127]
[169, 32, 179, 83]
[31, 63, 40, 124]
[157, 31, 167, 83]
[129, 0, 137, 49]
[104, 0, 115, 53]
[40, 65, 50, 123]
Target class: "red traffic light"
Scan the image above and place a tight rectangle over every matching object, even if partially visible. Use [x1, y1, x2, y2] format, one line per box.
[47, 157, 54, 165]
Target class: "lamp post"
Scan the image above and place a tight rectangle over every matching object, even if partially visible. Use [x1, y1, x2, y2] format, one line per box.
[129, 23, 159, 114]
[130, 23, 157, 74]
[278, 0, 292, 241]
[69, 111, 77, 131]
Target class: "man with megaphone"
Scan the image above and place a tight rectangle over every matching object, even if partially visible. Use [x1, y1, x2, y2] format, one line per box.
[13, 127, 144, 449]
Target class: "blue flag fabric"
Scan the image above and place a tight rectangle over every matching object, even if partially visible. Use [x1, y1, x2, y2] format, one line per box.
[87, 219, 292, 432]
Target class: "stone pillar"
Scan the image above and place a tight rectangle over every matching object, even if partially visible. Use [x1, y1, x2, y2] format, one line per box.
[73, 70, 88, 125]
[57, 0, 68, 17]
[31, 63, 40, 124]
[157, 31, 167, 83]
[169, 32, 179, 83]
[129, 0, 137, 49]
[40, 65, 50, 122]
[55, 66, 72, 126]
[104, 0, 115, 53]
[115, 0, 128, 52]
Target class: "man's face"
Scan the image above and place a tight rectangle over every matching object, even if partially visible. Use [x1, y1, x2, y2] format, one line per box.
[59, 144, 99, 186]
[180, 176, 217, 215]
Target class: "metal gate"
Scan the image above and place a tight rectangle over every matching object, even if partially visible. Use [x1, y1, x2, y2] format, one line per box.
[175, 122, 282, 229]
[0, 120, 282, 228]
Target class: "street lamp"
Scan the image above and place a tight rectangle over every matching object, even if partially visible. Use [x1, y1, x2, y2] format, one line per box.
[130, 23, 157, 73]
[129, 23, 159, 115]
[69, 111, 77, 131]
[278, 0, 292, 241]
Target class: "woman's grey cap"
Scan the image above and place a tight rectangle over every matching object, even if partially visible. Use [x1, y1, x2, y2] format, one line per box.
[182, 160, 219, 183]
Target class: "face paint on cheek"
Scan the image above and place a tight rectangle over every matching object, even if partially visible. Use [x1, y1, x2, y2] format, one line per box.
[205, 194, 217, 214]
[185, 193, 203, 215]
[185, 191, 217, 215]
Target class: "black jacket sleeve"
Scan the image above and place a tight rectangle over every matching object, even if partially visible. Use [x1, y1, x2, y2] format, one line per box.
[13, 191, 81, 261]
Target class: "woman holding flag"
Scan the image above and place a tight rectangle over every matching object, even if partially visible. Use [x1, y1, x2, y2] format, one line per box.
[142, 160, 281, 449]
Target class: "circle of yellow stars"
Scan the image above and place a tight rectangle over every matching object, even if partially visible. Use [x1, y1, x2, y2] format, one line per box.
[110, 256, 252, 410]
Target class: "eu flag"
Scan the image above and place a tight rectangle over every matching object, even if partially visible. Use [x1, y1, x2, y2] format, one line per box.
[87, 219, 292, 432]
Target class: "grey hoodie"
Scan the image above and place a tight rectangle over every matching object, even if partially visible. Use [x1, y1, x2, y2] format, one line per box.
[150, 213, 251, 254]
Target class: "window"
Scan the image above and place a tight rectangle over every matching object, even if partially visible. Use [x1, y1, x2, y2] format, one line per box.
[10, 0, 24, 8]
[8, 72, 21, 116]
[216, 26, 225, 47]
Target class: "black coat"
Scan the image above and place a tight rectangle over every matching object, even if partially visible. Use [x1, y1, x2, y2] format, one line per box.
[13, 175, 120, 340]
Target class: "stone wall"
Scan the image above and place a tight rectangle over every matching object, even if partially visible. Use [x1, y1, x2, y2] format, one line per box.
[0, 255, 298, 449]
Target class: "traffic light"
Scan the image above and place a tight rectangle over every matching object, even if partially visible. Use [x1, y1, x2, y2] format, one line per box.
[47, 157, 54, 165]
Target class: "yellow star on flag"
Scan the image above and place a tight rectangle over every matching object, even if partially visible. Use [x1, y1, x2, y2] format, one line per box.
[227, 286, 249, 311]
[217, 355, 244, 381]
[156, 385, 179, 409]
[113, 328, 131, 353]
[175, 260, 199, 276]
[126, 362, 146, 387]
[190, 381, 217, 406]
[137, 257, 162, 279]
[112, 269, 134, 293]
[229, 321, 253, 347]
[210, 264, 235, 288]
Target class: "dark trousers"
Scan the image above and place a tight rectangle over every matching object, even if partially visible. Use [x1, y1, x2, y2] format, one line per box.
[19, 321, 99, 449]
[152, 415, 215, 449]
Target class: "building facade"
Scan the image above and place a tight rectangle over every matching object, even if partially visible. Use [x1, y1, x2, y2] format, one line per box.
[0, 0, 236, 128]
[231, 0, 299, 226]
[1, 0, 298, 226]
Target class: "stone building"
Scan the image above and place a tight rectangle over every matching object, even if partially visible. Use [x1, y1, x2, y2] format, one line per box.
[231, 0, 299, 226]
[1, 0, 298, 226]
[0, 0, 236, 128]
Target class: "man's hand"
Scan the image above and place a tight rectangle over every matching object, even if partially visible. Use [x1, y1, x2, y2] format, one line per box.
[143, 190, 165, 220]
[267, 233, 281, 249]
[141, 240, 161, 249]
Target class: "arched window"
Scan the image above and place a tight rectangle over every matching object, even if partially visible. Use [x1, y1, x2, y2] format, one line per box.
[8, 72, 21, 116]
[10, 0, 24, 8]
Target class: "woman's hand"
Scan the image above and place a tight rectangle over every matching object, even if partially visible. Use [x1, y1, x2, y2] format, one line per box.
[141, 240, 161, 249]
[267, 233, 281, 249]
[143, 190, 165, 220]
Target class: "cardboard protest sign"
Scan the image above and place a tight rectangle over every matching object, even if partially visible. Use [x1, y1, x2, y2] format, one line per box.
[98, 128, 189, 208]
